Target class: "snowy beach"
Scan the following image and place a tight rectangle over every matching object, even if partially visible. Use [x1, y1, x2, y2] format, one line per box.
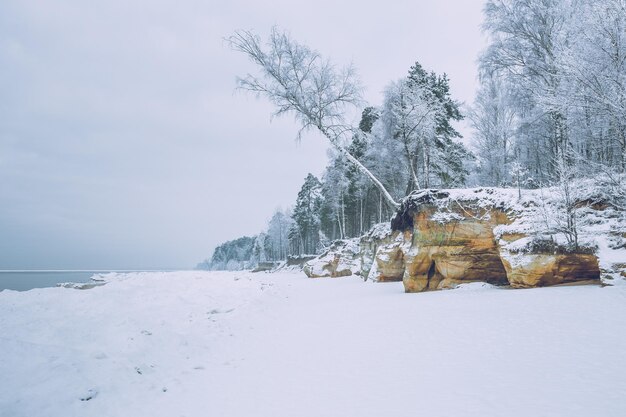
[1, 271, 625, 417]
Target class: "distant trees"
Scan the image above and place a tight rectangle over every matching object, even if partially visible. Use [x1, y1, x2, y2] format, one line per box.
[197, 236, 256, 271]
[266, 209, 294, 261]
[197, 209, 294, 270]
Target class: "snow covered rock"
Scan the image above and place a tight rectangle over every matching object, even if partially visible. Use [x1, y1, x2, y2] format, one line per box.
[302, 183, 622, 291]
[358, 223, 410, 282]
[393, 188, 604, 292]
[303, 239, 361, 278]
[304, 223, 408, 282]
[369, 235, 408, 282]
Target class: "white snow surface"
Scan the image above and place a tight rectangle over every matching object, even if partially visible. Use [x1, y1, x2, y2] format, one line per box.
[1, 270, 626, 417]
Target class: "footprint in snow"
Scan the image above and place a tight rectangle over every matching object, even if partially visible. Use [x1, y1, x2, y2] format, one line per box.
[80, 389, 98, 402]
[207, 308, 234, 315]
[134, 364, 157, 375]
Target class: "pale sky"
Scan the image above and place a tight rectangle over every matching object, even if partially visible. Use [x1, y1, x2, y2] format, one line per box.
[0, 0, 486, 270]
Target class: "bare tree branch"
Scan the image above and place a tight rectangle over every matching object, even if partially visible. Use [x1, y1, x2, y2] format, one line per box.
[226, 28, 400, 208]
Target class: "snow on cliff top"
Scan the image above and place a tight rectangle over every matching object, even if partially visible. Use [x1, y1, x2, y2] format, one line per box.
[1, 270, 626, 417]
[399, 180, 626, 277]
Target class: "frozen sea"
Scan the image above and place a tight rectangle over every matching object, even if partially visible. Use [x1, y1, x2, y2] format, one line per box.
[0, 270, 174, 291]
[0, 271, 102, 291]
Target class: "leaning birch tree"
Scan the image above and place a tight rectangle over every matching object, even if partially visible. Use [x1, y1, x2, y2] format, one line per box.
[227, 28, 400, 209]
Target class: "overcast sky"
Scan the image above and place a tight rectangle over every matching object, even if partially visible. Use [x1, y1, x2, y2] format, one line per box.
[0, 0, 486, 270]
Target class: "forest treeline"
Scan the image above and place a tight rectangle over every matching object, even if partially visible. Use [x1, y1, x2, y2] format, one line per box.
[199, 0, 626, 270]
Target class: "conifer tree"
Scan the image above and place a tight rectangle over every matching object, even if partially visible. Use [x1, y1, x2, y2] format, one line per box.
[290, 174, 324, 254]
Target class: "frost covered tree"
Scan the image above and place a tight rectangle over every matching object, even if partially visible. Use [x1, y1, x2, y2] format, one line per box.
[509, 161, 528, 199]
[564, 0, 626, 173]
[251, 233, 268, 265]
[477, 0, 626, 184]
[266, 209, 294, 261]
[365, 62, 471, 193]
[553, 150, 580, 250]
[228, 28, 399, 208]
[320, 151, 351, 240]
[319, 132, 379, 241]
[481, 0, 572, 182]
[289, 174, 324, 255]
[343, 133, 377, 235]
[408, 62, 470, 187]
[379, 77, 440, 192]
[469, 73, 516, 186]
[201, 236, 256, 271]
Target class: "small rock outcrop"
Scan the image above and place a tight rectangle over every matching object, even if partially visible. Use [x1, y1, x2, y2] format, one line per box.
[359, 224, 409, 282]
[303, 240, 360, 278]
[371, 236, 408, 282]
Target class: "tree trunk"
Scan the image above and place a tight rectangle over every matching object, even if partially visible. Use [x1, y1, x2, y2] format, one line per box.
[340, 191, 346, 239]
[423, 146, 431, 188]
[359, 197, 364, 236]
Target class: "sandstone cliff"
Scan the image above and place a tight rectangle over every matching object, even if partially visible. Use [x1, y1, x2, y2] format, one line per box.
[304, 186, 625, 292]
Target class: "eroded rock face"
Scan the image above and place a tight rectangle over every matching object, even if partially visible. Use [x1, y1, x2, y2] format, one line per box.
[404, 248, 509, 292]
[373, 242, 406, 282]
[358, 224, 396, 279]
[367, 231, 412, 282]
[402, 208, 509, 292]
[394, 189, 601, 292]
[501, 253, 600, 288]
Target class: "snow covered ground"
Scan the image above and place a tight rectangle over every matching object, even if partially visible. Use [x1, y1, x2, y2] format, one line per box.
[1, 271, 625, 417]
